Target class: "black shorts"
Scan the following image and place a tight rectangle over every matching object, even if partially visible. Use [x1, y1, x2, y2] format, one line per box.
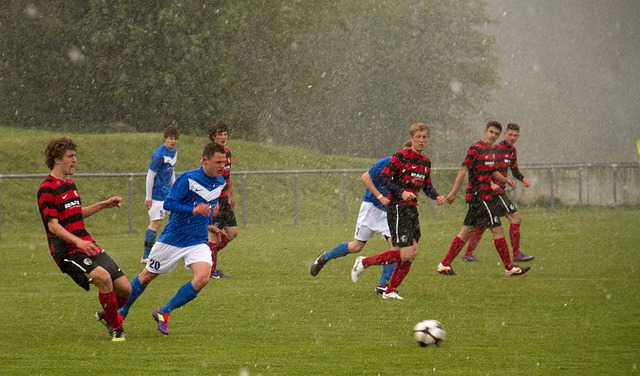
[463, 199, 502, 230]
[494, 194, 518, 217]
[387, 203, 420, 247]
[56, 251, 125, 291]
[212, 196, 238, 229]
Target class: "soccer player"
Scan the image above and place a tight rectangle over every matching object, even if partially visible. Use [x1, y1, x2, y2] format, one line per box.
[117, 142, 227, 335]
[462, 122, 534, 262]
[207, 120, 238, 278]
[37, 137, 131, 342]
[310, 155, 396, 294]
[437, 121, 531, 276]
[141, 125, 179, 264]
[351, 123, 445, 300]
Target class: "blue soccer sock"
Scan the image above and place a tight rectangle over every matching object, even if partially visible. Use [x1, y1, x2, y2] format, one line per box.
[378, 263, 395, 286]
[159, 281, 199, 314]
[143, 229, 157, 259]
[323, 242, 350, 262]
[118, 275, 147, 318]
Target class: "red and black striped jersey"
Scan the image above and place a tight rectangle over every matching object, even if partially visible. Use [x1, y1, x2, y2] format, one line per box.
[492, 140, 525, 194]
[381, 148, 438, 207]
[37, 175, 100, 264]
[220, 146, 232, 198]
[463, 140, 497, 202]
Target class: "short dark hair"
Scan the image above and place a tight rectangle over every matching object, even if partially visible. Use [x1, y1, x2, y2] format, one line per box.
[208, 120, 228, 141]
[44, 137, 76, 170]
[486, 120, 502, 132]
[506, 122, 520, 132]
[163, 124, 180, 140]
[202, 142, 226, 158]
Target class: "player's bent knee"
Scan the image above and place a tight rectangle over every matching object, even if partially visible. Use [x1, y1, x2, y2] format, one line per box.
[192, 276, 209, 291]
[88, 267, 113, 290]
[113, 276, 132, 296]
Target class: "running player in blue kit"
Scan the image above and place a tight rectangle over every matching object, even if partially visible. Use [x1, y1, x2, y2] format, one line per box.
[117, 142, 227, 335]
[310, 156, 396, 293]
[141, 125, 179, 263]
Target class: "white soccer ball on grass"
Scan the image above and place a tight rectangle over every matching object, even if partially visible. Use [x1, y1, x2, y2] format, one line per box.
[413, 319, 446, 347]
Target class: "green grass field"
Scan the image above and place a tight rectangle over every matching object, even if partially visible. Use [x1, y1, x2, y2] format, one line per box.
[1, 126, 638, 374]
[1, 206, 638, 375]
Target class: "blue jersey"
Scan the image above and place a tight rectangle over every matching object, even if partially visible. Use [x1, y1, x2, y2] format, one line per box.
[159, 167, 226, 247]
[362, 156, 392, 211]
[149, 144, 178, 201]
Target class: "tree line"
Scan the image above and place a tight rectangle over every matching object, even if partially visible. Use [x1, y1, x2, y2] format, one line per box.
[0, 0, 498, 161]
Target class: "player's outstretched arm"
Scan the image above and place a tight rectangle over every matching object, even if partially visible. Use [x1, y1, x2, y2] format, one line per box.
[82, 196, 122, 219]
[446, 166, 468, 204]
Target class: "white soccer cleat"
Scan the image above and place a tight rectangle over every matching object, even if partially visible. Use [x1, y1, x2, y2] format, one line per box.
[382, 291, 405, 300]
[505, 265, 531, 276]
[437, 263, 456, 276]
[351, 256, 365, 283]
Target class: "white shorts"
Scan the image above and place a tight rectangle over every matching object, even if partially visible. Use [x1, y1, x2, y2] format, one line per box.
[353, 201, 390, 242]
[148, 200, 170, 221]
[146, 242, 212, 274]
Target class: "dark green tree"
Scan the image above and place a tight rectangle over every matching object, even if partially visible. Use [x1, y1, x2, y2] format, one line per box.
[1, 0, 497, 161]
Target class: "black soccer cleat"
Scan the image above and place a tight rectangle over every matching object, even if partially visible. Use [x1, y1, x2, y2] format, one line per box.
[310, 253, 326, 277]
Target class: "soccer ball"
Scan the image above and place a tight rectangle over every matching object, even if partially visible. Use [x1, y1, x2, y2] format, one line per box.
[413, 320, 446, 347]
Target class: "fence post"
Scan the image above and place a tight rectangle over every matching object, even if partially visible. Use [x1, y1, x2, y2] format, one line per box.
[0, 179, 3, 239]
[241, 174, 247, 227]
[549, 169, 555, 210]
[128, 175, 134, 234]
[612, 164, 618, 208]
[577, 167, 583, 208]
[342, 173, 348, 224]
[293, 173, 299, 226]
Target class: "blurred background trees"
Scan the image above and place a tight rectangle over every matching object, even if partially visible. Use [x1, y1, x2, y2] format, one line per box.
[0, 0, 497, 160]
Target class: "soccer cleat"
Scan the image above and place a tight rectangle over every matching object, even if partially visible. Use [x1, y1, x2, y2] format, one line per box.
[376, 285, 401, 296]
[513, 253, 535, 262]
[210, 270, 230, 279]
[382, 291, 405, 300]
[310, 253, 326, 277]
[111, 328, 126, 342]
[437, 263, 456, 276]
[152, 310, 170, 335]
[95, 310, 113, 334]
[505, 265, 531, 276]
[351, 256, 365, 283]
[462, 255, 480, 262]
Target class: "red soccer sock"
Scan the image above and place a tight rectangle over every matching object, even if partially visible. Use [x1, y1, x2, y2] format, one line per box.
[116, 295, 129, 310]
[208, 241, 218, 273]
[386, 261, 412, 293]
[494, 237, 514, 270]
[442, 236, 466, 266]
[464, 228, 485, 256]
[509, 223, 521, 257]
[99, 291, 123, 331]
[363, 250, 401, 267]
[217, 232, 230, 251]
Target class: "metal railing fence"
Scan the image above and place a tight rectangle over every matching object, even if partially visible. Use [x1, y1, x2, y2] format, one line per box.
[1, 163, 637, 238]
